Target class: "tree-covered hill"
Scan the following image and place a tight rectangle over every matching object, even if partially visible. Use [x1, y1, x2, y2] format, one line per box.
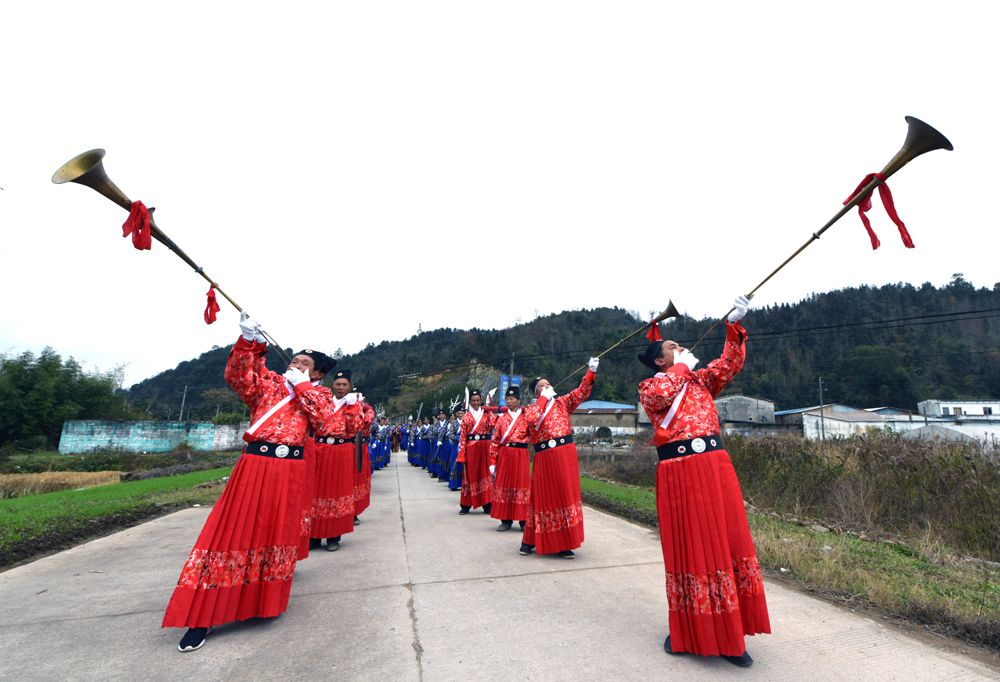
[127, 275, 1000, 420]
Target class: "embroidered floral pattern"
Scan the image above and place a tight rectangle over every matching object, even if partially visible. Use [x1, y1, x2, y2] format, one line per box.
[177, 545, 298, 590]
[353, 479, 371, 501]
[312, 494, 355, 520]
[493, 486, 531, 505]
[489, 412, 530, 465]
[300, 509, 312, 536]
[734, 556, 765, 596]
[463, 475, 493, 497]
[532, 501, 584, 534]
[664, 556, 764, 615]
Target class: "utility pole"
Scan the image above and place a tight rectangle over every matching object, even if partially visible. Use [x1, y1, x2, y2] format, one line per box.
[818, 377, 826, 441]
[179, 385, 188, 424]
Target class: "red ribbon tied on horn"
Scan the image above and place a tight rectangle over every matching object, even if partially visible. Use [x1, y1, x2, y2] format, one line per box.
[843, 173, 915, 250]
[645, 317, 663, 342]
[122, 201, 153, 250]
[204, 285, 221, 324]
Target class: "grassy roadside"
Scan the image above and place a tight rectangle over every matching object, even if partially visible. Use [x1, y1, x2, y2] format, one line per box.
[580, 475, 1000, 652]
[0, 467, 231, 569]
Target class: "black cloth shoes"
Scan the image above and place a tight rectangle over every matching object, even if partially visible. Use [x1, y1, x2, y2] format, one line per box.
[459, 506, 471, 514]
[497, 521, 513, 532]
[325, 537, 341, 551]
[482, 503, 492, 514]
[519, 520, 526, 529]
[309, 538, 322, 550]
[557, 550, 575, 559]
[178, 627, 208, 652]
[723, 652, 753, 668]
[518, 543, 535, 555]
[353, 516, 361, 526]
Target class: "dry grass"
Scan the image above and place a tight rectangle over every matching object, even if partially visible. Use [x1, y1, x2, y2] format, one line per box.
[0, 471, 122, 498]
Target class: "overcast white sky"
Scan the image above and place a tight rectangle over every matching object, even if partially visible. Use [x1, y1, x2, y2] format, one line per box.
[1, 1, 996, 387]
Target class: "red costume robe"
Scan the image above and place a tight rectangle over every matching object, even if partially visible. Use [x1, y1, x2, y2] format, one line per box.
[162, 337, 332, 628]
[304, 391, 362, 542]
[520, 371, 594, 554]
[457, 407, 496, 509]
[353, 402, 376, 515]
[638, 321, 770, 657]
[488, 408, 531, 521]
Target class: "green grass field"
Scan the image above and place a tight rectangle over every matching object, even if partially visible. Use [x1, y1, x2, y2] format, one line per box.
[580, 474, 1000, 651]
[0, 466, 231, 566]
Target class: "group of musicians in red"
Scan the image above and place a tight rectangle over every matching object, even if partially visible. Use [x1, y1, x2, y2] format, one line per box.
[161, 294, 770, 668]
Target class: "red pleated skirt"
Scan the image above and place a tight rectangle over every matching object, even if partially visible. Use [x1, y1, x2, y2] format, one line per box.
[656, 449, 771, 657]
[460, 440, 494, 509]
[310, 441, 356, 539]
[297, 442, 318, 560]
[162, 450, 304, 629]
[521, 442, 584, 554]
[490, 446, 530, 521]
[353, 443, 371, 516]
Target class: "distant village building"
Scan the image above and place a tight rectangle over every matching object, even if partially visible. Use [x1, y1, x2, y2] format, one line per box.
[917, 399, 1000, 418]
[714, 395, 785, 436]
[571, 400, 639, 438]
[775, 404, 886, 440]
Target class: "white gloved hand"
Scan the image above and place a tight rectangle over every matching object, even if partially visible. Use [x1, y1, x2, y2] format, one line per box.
[344, 392, 358, 405]
[437, 441, 442, 447]
[239, 311, 262, 342]
[540, 386, 556, 400]
[487, 387, 497, 403]
[587, 357, 600, 372]
[489, 464, 496, 476]
[284, 366, 311, 387]
[727, 295, 751, 323]
[674, 349, 699, 371]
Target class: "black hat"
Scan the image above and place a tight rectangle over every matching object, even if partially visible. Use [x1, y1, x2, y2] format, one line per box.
[469, 389, 482, 398]
[332, 369, 352, 382]
[452, 405, 464, 415]
[638, 341, 664, 371]
[296, 349, 336, 374]
[528, 377, 543, 394]
[505, 386, 521, 399]
[436, 407, 446, 416]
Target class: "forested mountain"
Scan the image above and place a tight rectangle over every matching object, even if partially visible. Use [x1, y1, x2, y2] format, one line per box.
[127, 275, 1000, 420]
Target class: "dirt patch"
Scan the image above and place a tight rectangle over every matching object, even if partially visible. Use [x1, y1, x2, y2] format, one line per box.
[0, 504, 188, 571]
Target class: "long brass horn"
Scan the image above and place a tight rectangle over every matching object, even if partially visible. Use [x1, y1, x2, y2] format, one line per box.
[688, 116, 953, 352]
[52, 149, 291, 362]
[551, 300, 680, 390]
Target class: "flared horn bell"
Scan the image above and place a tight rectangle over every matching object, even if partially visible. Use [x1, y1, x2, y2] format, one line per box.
[879, 116, 954, 180]
[654, 300, 681, 324]
[51, 149, 133, 211]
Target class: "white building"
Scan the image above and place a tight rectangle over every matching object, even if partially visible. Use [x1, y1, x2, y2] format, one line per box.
[917, 400, 1000, 418]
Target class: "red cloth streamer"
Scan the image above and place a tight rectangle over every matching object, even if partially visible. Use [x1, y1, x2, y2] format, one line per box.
[121, 201, 152, 250]
[843, 173, 915, 250]
[204, 286, 221, 324]
[645, 318, 663, 342]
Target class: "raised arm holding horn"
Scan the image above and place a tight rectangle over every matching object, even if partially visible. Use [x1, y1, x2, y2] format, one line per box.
[688, 116, 952, 353]
[52, 148, 291, 362]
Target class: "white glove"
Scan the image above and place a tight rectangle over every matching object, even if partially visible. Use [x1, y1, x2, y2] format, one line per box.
[674, 349, 699, 371]
[437, 441, 442, 447]
[284, 366, 311, 387]
[540, 386, 556, 399]
[489, 464, 496, 476]
[344, 393, 358, 405]
[727, 295, 751, 323]
[239, 311, 264, 342]
[487, 387, 497, 403]
[588, 357, 600, 372]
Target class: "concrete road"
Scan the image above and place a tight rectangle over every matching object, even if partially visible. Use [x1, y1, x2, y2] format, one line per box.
[1, 452, 997, 681]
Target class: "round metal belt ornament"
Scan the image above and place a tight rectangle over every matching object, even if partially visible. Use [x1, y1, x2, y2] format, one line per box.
[547, 439, 557, 449]
[275, 444, 290, 458]
[691, 437, 706, 453]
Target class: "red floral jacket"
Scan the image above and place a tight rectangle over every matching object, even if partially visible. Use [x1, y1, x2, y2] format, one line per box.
[638, 321, 746, 446]
[522, 370, 595, 444]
